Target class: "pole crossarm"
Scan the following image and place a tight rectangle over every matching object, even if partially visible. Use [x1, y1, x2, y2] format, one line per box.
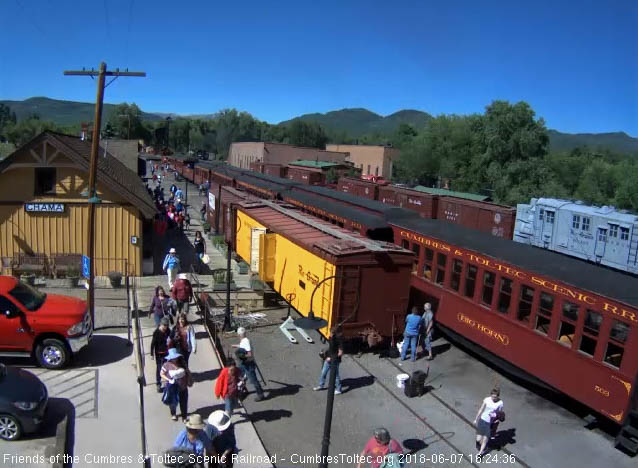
[64, 71, 146, 77]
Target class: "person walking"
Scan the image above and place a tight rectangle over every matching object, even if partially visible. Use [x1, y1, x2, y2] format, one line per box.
[173, 414, 215, 464]
[400, 306, 423, 362]
[150, 317, 171, 392]
[474, 387, 504, 457]
[171, 273, 193, 314]
[169, 313, 197, 367]
[194, 231, 206, 273]
[163, 248, 180, 288]
[313, 329, 344, 395]
[214, 359, 241, 417]
[160, 348, 192, 422]
[206, 411, 237, 468]
[356, 428, 404, 468]
[421, 302, 434, 361]
[149, 286, 171, 327]
[232, 327, 266, 402]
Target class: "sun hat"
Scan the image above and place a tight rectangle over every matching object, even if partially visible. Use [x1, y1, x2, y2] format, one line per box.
[177, 273, 188, 280]
[169, 248, 176, 254]
[207, 410, 231, 431]
[237, 327, 246, 336]
[165, 348, 182, 361]
[185, 414, 206, 430]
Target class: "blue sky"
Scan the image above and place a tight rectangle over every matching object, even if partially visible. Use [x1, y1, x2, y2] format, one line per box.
[1, 0, 636, 134]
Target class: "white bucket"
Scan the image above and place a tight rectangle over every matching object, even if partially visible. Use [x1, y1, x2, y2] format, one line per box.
[396, 373, 410, 389]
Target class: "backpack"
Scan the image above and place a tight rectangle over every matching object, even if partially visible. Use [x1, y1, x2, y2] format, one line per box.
[379, 446, 404, 468]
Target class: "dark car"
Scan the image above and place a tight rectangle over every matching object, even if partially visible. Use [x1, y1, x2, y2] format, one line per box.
[0, 364, 48, 440]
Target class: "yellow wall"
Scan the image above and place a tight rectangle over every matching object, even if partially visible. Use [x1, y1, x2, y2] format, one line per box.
[235, 208, 337, 334]
[0, 153, 143, 276]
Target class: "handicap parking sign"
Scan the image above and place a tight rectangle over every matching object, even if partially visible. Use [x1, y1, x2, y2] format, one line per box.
[82, 255, 90, 279]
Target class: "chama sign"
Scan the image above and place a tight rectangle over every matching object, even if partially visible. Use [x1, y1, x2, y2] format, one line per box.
[24, 203, 65, 213]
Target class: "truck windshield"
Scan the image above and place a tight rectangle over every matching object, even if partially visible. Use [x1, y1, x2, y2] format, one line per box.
[9, 282, 47, 311]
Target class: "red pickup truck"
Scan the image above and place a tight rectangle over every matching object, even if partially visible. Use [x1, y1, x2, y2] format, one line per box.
[0, 276, 92, 369]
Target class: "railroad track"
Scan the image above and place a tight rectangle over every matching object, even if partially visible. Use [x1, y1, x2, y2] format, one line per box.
[346, 354, 532, 468]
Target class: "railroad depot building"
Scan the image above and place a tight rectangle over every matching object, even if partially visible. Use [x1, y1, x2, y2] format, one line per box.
[228, 141, 348, 169]
[326, 144, 399, 179]
[0, 131, 156, 276]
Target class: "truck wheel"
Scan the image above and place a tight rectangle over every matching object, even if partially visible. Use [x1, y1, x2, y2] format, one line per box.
[0, 414, 22, 440]
[35, 339, 69, 369]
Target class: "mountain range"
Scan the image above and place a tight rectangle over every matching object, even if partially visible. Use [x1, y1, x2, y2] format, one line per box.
[2, 97, 637, 154]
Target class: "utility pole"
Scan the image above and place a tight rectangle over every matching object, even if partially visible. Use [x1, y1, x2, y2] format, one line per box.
[64, 62, 145, 327]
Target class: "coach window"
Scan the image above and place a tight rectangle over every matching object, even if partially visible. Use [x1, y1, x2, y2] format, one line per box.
[401, 240, 409, 249]
[604, 320, 629, 368]
[481, 271, 495, 307]
[535, 292, 554, 335]
[579, 310, 602, 357]
[582, 217, 591, 232]
[572, 215, 580, 229]
[450, 259, 463, 291]
[497, 278, 512, 314]
[411, 244, 420, 273]
[435, 253, 447, 285]
[464, 265, 478, 299]
[558, 301, 579, 347]
[517, 285, 534, 323]
[423, 248, 434, 280]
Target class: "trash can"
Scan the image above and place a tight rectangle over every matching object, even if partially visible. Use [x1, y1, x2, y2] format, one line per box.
[404, 369, 428, 398]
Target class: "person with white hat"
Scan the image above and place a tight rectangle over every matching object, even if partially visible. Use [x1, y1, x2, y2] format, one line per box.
[205, 411, 237, 468]
[173, 414, 214, 462]
[163, 248, 180, 288]
[422, 302, 435, 361]
[232, 327, 266, 402]
[171, 273, 193, 315]
[160, 348, 191, 421]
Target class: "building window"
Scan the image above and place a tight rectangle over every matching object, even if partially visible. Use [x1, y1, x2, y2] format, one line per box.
[582, 217, 591, 231]
[545, 211, 555, 224]
[450, 259, 462, 291]
[34, 168, 56, 196]
[423, 248, 434, 280]
[609, 225, 618, 238]
[536, 292, 554, 335]
[464, 265, 477, 299]
[481, 271, 495, 306]
[435, 253, 447, 285]
[411, 244, 420, 273]
[604, 320, 629, 368]
[579, 309, 602, 357]
[572, 215, 580, 229]
[497, 278, 513, 314]
[620, 227, 629, 241]
[517, 285, 534, 323]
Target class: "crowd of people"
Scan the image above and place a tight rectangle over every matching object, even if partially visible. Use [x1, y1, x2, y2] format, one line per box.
[147, 163, 191, 240]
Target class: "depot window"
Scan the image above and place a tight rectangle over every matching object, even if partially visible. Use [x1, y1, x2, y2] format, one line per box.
[572, 215, 580, 229]
[435, 253, 447, 285]
[558, 301, 579, 348]
[423, 248, 434, 280]
[579, 309, 602, 357]
[517, 285, 534, 323]
[604, 320, 629, 368]
[497, 278, 512, 314]
[450, 259, 462, 291]
[34, 168, 56, 196]
[535, 292, 554, 335]
[582, 217, 591, 231]
[464, 265, 478, 299]
[481, 271, 495, 307]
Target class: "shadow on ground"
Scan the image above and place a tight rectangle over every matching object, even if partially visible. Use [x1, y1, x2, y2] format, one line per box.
[73, 335, 133, 367]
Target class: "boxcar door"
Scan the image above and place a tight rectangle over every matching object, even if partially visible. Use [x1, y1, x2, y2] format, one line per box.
[250, 228, 267, 272]
[594, 227, 608, 259]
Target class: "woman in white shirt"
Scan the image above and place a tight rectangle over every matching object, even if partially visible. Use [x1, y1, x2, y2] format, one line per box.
[473, 387, 504, 457]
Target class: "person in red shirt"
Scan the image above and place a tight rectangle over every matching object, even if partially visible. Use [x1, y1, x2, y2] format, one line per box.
[214, 358, 241, 416]
[357, 428, 403, 468]
[171, 273, 193, 314]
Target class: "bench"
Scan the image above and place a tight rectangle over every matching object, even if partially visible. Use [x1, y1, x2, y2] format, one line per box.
[50, 254, 82, 278]
[12, 253, 49, 276]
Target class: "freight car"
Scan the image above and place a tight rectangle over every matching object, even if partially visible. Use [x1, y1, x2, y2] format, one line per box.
[514, 198, 638, 275]
[228, 199, 413, 340]
[193, 160, 224, 186]
[388, 215, 638, 451]
[436, 196, 515, 238]
[377, 185, 438, 219]
[337, 177, 386, 200]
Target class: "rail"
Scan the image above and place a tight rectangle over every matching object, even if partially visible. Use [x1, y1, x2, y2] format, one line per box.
[130, 277, 150, 467]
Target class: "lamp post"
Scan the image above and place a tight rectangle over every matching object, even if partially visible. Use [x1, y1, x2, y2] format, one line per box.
[294, 275, 340, 468]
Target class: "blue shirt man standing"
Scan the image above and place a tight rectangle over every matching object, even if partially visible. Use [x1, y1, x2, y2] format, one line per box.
[401, 306, 423, 362]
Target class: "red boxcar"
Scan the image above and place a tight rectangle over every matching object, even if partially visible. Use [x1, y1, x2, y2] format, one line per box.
[378, 185, 438, 219]
[437, 196, 515, 238]
[389, 215, 638, 430]
[287, 166, 325, 185]
[337, 177, 382, 200]
[250, 162, 287, 178]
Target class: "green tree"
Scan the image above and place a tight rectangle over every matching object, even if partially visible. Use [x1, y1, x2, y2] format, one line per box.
[286, 120, 328, 148]
[5, 118, 59, 146]
[0, 103, 17, 137]
[106, 103, 150, 141]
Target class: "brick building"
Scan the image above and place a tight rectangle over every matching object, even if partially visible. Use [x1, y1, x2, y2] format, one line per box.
[228, 142, 348, 170]
[325, 144, 399, 179]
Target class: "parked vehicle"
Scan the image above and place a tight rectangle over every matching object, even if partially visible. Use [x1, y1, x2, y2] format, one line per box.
[0, 276, 92, 369]
[0, 363, 48, 440]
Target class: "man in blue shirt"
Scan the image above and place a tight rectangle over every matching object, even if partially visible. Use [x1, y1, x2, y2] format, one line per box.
[401, 306, 423, 362]
[173, 414, 215, 465]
